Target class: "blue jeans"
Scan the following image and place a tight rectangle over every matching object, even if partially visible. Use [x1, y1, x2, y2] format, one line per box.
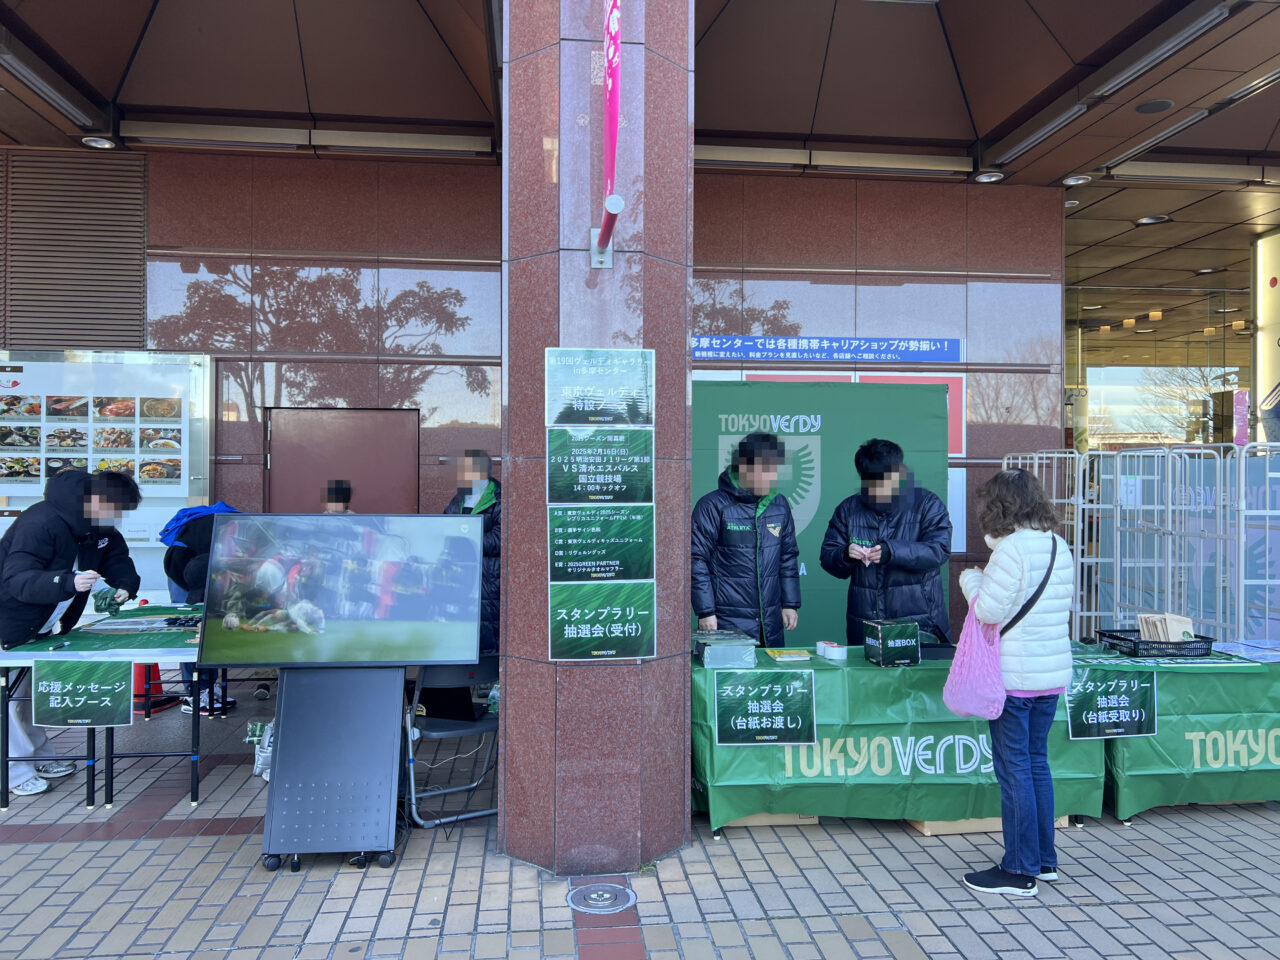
[168, 578, 196, 691]
[988, 694, 1059, 877]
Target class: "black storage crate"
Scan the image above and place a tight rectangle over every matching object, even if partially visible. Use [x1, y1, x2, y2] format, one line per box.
[1097, 629, 1214, 658]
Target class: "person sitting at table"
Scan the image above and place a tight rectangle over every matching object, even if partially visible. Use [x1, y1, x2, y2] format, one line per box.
[0, 470, 142, 797]
[323, 479, 355, 514]
[819, 438, 953, 644]
[691, 432, 801, 647]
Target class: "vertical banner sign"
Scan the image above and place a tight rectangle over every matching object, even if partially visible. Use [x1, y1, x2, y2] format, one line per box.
[596, 0, 623, 250]
[1256, 230, 1280, 441]
[692, 382, 949, 648]
[1066, 668, 1156, 740]
[546, 349, 657, 660]
[32, 660, 133, 728]
[714, 669, 816, 746]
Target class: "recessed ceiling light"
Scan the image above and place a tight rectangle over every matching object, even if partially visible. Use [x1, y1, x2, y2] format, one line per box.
[1232, 319, 1247, 331]
[1196, 266, 1226, 275]
[1136, 99, 1175, 114]
[1081, 304, 1103, 310]
[1203, 326, 1215, 336]
[1133, 328, 1156, 333]
[1100, 325, 1111, 333]
[1135, 215, 1170, 225]
[973, 171, 1005, 183]
[1214, 307, 1240, 314]
[1062, 174, 1092, 186]
[80, 136, 116, 149]
[1065, 199, 1080, 208]
[1148, 310, 1162, 322]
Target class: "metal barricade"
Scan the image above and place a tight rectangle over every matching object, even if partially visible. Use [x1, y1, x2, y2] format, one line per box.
[1076, 450, 1118, 641]
[1166, 445, 1236, 642]
[1237, 443, 1280, 654]
[1114, 448, 1170, 630]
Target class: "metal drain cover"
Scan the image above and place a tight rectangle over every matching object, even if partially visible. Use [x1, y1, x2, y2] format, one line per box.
[567, 883, 637, 914]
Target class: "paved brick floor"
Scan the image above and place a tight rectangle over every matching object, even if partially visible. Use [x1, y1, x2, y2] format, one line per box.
[1, 693, 1279, 959]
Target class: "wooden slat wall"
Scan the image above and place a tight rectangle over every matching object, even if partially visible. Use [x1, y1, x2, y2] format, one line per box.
[2, 152, 145, 350]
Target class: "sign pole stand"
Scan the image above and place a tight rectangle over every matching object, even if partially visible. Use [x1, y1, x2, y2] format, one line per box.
[590, 0, 624, 270]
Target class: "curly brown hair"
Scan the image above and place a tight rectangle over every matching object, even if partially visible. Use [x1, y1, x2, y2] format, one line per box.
[977, 468, 1061, 538]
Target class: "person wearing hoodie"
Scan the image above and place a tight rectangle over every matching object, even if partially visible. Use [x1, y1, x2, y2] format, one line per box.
[0, 470, 142, 797]
[690, 433, 800, 648]
[819, 438, 953, 645]
[957, 468, 1074, 898]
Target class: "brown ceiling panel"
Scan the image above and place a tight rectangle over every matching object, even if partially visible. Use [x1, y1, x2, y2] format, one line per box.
[1130, 246, 1248, 271]
[937, 0, 1075, 137]
[1162, 82, 1280, 153]
[1190, 7, 1280, 72]
[1097, 219, 1228, 246]
[695, 0, 834, 135]
[1179, 222, 1275, 249]
[0, 89, 68, 145]
[696, 0, 731, 42]
[1067, 245, 1164, 269]
[1025, 0, 1167, 66]
[1072, 187, 1213, 221]
[420, 0, 495, 115]
[1171, 191, 1280, 224]
[1066, 218, 1137, 244]
[119, 0, 309, 115]
[296, 0, 490, 122]
[1085, 266, 1200, 286]
[0, 0, 153, 100]
[1102, 67, 1240, 115]
[811, 2, 972, 142]
[1063, 185, 1119, 212]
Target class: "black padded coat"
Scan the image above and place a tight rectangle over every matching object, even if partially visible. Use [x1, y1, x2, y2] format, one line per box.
[819, 487, 953, 644]
[690, 470, 801, 648]
[444, 478, 501, 655]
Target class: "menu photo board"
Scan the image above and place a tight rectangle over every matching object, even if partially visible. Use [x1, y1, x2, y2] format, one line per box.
[0, 362, 190, 496]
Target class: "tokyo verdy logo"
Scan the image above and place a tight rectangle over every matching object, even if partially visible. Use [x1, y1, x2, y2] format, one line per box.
[717, 413, 821, 536]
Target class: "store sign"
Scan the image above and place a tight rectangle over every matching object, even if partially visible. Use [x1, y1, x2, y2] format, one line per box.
[547, 348, 657, 661]
[1067, 668, 1156, 740]
[715, 669, 815, 746]
[548, 504, 654, 582]
[32, 660, 132, 728]
[691, 335, 962, 364]
[0, 359, 191, 496]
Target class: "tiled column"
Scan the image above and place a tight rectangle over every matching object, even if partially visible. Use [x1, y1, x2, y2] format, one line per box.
[498, 0, 693, 874]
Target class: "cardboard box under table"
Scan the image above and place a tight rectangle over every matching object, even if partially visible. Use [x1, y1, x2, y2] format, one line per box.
[0, 605, 207, 808]
[691, 647, 1105, 832]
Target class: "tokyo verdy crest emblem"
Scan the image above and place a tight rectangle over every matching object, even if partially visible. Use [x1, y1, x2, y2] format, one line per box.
[718, 430, 821, 536]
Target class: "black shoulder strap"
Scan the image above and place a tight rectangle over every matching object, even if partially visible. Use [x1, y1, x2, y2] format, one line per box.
[1001, 536, 1058, 635]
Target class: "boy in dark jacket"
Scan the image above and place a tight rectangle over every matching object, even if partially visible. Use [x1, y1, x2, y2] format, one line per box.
[820, 438, 953, 644]
[691, 433, 801, 648]
[0, 470, 142, 796]
[443, 450, 501, 657]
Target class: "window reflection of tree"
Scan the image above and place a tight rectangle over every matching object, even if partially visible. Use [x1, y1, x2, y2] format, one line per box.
[609, 275, 798, 346]
[968, 335, 1060, 426]
[150, 263, 491, 427]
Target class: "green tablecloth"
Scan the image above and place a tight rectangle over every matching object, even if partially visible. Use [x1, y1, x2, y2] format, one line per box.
[692, 649, 1105, 831]
[1106, 659, 1280, 820]
[0, 605, 201, 665]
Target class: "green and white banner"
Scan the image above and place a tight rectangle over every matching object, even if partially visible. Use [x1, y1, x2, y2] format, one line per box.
[1067, 668, 1156, 740]
[549, 504, 655, 583]
[714, 669, 815, 746]
[546, 349, 657, 661]
[32, 660, 133, 728]
[692, 382, 949, 646]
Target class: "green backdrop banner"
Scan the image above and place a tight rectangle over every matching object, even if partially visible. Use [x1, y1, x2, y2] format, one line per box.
[692, 382, 949, 647]
[693, 651, 1105, 829]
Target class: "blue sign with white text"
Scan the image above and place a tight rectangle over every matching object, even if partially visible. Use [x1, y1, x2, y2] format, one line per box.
[690, 336, 962, 364]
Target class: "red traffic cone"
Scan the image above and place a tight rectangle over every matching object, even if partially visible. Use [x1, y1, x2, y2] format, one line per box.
[132, 663, 180, 716]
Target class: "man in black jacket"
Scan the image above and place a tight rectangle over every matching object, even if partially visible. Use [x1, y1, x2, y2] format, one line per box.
[820, 438, 953, 645]
[691, 433, 801, 648]
[443, 450, 501, 657]
[1, 470, 142, 796]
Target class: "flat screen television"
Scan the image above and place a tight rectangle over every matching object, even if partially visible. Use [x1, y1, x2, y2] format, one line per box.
[198, 513, 482, 667]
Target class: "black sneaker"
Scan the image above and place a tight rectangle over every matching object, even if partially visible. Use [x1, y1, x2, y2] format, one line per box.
[1037, 868, 1059, 882]
[963, 866, 1037, 897]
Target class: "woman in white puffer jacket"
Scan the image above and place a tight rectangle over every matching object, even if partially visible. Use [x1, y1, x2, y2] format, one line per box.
[956, 468, 1074, 898]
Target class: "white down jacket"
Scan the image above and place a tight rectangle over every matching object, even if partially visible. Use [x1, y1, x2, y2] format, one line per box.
[958, 528, 1074, 692]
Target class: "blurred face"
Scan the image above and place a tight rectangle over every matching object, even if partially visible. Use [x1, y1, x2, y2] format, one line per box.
[865, 469, 902, 504]
[457, 457, 487, 488]
[323, 500, 346, 514]
[740, 459, 779, 497]
[84, 495, 124, 522]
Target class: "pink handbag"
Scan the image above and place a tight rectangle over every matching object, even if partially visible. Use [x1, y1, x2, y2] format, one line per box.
[943, 600, 1006, 720]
